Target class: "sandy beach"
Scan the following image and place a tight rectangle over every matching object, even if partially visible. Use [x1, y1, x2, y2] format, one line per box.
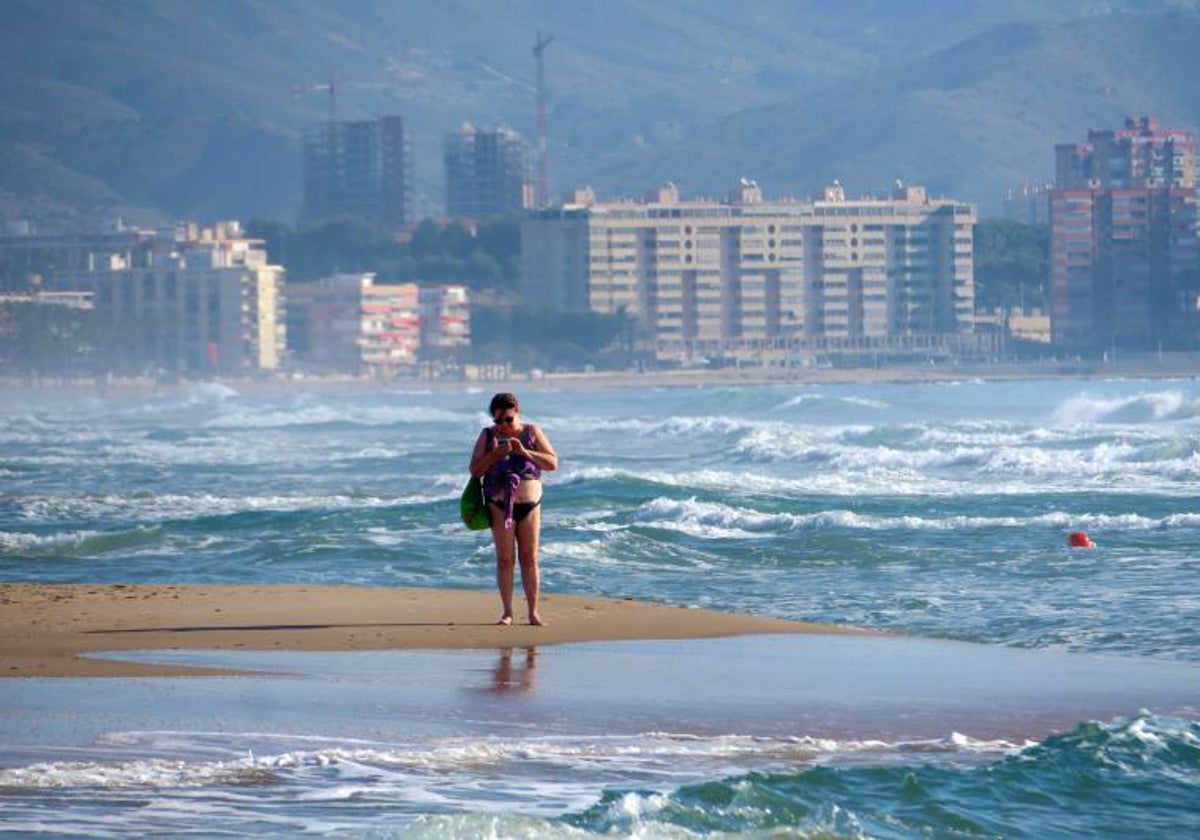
[0, 582, 857, 678]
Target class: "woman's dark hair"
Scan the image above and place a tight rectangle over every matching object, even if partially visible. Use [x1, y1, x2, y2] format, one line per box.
[489, 392, 519, 415]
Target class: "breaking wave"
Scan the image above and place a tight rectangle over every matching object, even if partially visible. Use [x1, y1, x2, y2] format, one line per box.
[564, 715, 1200, 838]
[1053, 391, 1200, 425]
[626, 497, 1200, 539]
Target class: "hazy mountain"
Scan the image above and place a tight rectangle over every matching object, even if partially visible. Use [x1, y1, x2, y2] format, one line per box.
[598, 11, 1200, 213]
[0, 0, 1196, 227]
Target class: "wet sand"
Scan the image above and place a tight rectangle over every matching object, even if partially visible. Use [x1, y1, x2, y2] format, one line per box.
[0, 583, 858, 678]
[4, 584, 1199, 749]
[5, 636, 1200, 748]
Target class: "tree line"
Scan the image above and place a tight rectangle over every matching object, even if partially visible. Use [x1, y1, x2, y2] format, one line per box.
[972, 219, 1048, 312]
[245, 216, 520, 289]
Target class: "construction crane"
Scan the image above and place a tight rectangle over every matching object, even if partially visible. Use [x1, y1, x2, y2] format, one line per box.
[533, 32, 553, 208]
[291, 73, 338, 126]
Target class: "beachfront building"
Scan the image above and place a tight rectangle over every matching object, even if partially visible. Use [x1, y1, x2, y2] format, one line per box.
[1050, 116, 1200, 353]
[418, 284, 471, 353]
[0, 219, 158, 292]
[288, 274, 470, 377]
[0, 290, 96, 379]
[520, 180, 979, 365]
[302, 116, 410, 228]
[55, 221, 285, 378]
[443, 123, 533, 220]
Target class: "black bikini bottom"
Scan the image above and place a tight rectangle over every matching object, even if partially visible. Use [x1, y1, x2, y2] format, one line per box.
[489, 498, 542, 524]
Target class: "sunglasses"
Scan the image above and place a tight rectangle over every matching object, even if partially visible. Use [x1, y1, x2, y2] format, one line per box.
[494, 415, 516, 425]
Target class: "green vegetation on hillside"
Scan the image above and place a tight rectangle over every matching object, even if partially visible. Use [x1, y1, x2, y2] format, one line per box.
[606, 12, 1200, 215]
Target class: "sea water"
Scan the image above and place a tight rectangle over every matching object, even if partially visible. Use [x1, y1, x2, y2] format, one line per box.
[2, 376, 1199, 836]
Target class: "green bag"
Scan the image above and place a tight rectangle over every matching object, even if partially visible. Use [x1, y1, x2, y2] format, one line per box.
[460, 475, 490, 530]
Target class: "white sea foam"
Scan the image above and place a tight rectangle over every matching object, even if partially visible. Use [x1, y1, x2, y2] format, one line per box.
[728, 421, 1200, 493]
[604, 414, 764, 438]
[773, 393, 892, 411]
[404, 814, 591, 838]
[633, 498, 795, 538]
[617, 497, 1200, 538]
[0, 730, 1023, 791]
[560, 447, 1200, 496]
[0, 758, 276, 789]
[916, 423, 1081, 447]
[1052, 390, 1200, 425]
[0, 528, 106, 552]
[184, 382, 240, 405]
[204, 403, 474, 430]
[13, 490, 453, 526]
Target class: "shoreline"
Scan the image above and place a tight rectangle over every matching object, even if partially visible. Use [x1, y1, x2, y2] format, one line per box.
[0, 582, 863, 678]
[2, 353, 1198, 396]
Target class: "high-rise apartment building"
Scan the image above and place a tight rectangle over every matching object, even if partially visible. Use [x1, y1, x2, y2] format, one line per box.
[443, 123, 533, 220]
[521, 181, 977, 364]
[302, 116, 410, 228]
[1050, 116, 1199, 351]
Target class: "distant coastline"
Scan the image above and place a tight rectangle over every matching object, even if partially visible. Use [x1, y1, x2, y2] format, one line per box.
[3, 352, 1197, 396]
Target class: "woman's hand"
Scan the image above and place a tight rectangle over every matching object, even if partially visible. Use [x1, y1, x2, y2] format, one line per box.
[493, 438, 515, 460]
[507, 437, 527, 458]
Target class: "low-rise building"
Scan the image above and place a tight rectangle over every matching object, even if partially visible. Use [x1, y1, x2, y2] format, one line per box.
[288, 274, 469, 376]
[419, 284, 471, 352]
[975, 307, 1052, 344]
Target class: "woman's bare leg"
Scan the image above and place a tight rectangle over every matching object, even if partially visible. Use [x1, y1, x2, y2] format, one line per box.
[515, 506, 543, 625]
[490, 506, 517, 625]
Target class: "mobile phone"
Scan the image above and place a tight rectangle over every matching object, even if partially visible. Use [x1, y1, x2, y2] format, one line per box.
[496, 436, 510, 447]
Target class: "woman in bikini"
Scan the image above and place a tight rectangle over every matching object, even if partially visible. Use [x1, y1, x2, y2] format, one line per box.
[469, 392, 558, 626]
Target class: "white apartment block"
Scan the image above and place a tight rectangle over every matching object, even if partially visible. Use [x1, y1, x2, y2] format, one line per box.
[57, 221, 285, 377]
[521, 181, 977, 363]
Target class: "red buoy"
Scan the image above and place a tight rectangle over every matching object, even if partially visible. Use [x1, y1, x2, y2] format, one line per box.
[1068, 531, 1096, 548]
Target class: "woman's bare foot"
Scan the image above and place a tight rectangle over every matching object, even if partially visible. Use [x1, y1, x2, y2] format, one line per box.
[497, 614, 513, 626]
[528, 612, 545, 627]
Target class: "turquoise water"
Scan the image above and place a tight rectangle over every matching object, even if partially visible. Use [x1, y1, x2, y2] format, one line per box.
[2, 377, 1200, 836]
[563, 716, 1200, 839]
